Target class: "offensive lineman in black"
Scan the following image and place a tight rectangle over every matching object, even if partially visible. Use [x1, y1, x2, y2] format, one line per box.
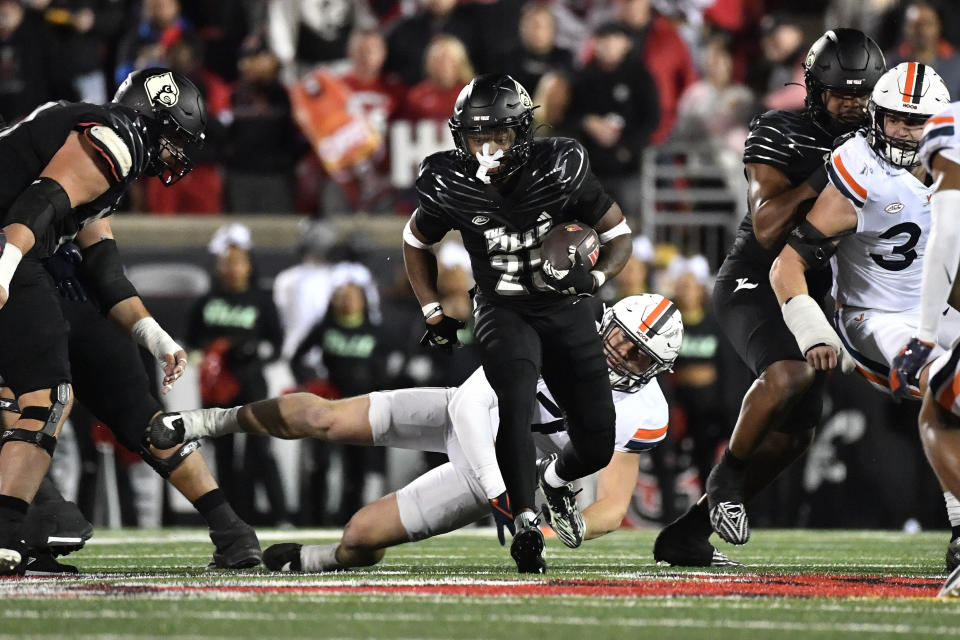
[0, 68, 207, 575]
[403, 74, 632, 573]
[653, 30, 886, 566]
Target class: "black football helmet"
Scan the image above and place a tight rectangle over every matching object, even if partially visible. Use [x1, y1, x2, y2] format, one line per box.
[112, 67, 207, 185]
[803, 29, 886, 135]
[448, 74, 536, 183]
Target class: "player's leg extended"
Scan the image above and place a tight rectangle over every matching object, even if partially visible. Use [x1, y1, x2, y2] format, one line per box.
[264, 462, 489, 572]
[146, 393, 376, 448]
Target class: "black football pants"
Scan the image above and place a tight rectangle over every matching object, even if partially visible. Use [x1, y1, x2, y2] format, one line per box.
[474, 296, 615, 513]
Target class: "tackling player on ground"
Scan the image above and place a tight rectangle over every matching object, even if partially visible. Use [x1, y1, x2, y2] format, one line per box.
[145, 295, 698, 571]
[653, 29, 886, 565]
[402, 74, 632, 572]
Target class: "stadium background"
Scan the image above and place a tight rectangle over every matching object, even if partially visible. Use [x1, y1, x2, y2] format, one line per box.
[6, 0, 955, 534]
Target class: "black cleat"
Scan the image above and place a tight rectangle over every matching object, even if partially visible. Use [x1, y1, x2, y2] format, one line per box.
[510, 513, 546, 574]
[653, 524, 742, 567]
[705, 460, 750, 545]
[208, 525, 262, 569]
[263, 543, 302, 572]
[143, 412, 186, 451]
[22, 500, 93, 557]
[947, 537, 960, 573]
[536, 454, 585, 549]
[22, 548, 78, 576]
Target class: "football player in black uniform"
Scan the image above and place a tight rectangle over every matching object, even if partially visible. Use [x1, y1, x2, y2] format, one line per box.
[402, 74, 632, 573]
[0, 68, 208, 575]
[653, 30, 886, 566]
[1, 240, 263, 575]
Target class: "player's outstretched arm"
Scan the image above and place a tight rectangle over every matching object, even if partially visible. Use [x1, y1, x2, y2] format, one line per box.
[746, 162, 825, 249]
[582, 452, 640, 540]
[917, 153, 960, 342]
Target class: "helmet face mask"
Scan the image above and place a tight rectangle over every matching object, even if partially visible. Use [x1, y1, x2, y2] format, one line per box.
[600, 294, 683, 393]
[803, 29, 886, 136]
[448, 74, 535, 183]
[868, 62, 951, 168]
[112, 67, 207, 185]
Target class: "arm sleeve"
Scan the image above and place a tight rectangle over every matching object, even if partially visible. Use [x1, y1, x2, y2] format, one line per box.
[447, 368, 506, 499]
[917, 189, 960, 342]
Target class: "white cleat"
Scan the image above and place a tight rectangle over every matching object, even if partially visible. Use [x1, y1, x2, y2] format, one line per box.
[709, 501, 750, 546]
[939, 564, 960, 598]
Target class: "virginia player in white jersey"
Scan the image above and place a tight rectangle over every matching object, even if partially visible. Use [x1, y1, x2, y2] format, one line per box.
[145, 294, 734, 571]
[771, 63, 960, 575]
[771, 62, 953, 397]
[892, 100, 960, 596]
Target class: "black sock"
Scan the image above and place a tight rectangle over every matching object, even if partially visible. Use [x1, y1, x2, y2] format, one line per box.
[193, 489, 243, 531]
[952, 525, 960, 541]
[0, 495, 28, 547]
[721, 449, 748, 471]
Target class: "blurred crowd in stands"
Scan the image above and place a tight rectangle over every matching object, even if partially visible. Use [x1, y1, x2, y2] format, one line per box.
[2, 0, 958, 219]
[20, 0, 957, 527]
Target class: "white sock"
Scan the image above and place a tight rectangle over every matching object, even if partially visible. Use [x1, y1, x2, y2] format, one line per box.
[179, 407, 241, 440]
[543, 459, 568, 489]
[945, 492, 960, 528]
[300, 543, 343, 571]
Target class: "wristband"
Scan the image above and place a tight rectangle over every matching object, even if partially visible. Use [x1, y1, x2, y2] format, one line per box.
[590, 270, 606, 289]
[805, 164, 829, 194]
[131, 317, 183, 362]
[0, 242, 22, 294]
[421, 302, 443, 320]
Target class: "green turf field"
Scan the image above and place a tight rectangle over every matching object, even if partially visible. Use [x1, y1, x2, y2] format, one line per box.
[2, 528, 958, 640]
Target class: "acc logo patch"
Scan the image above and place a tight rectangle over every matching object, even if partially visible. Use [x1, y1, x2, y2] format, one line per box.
[472, 216, 490, 226]
[144, 72, 180, 107]
[884, 202, 905, 214]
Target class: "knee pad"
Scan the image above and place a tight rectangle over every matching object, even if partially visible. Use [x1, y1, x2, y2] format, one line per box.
[139, 439, 201, 478]
[0, 383, 69, 456]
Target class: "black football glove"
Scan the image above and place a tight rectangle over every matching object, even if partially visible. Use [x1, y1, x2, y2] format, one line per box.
[541, 256, 597, 296]
[489, 491, 515, 546]
[44, 243, 88, 302]
[890, 337, 934, 400]
[419, 315, 466, 353]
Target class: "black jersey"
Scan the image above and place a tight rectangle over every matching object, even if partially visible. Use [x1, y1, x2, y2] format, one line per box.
[725, 109, 836, 269]
[414, 137, 613, 302]
[0, 100, 152, 258]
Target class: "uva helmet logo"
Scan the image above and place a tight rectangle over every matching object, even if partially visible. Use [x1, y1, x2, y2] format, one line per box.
[144, 72, 180, 107]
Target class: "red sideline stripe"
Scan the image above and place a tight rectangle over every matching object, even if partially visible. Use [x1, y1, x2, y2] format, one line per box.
[52, 574, 942, 600]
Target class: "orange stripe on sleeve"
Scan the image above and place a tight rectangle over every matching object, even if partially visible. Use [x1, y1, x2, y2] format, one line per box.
[927, 115, 955, 126]
[631, 424, 668, 441]
[639, 298, 670, 333]
[833, 153, 867, 200]
[937, 370, 960, 412]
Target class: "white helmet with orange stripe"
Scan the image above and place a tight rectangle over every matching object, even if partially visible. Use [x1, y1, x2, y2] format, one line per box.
[600, 294, 683, 392]
[868, 61, 951, 167]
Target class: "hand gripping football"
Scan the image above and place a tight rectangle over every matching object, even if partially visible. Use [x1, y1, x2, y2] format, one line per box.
[540, 222, 600, 281]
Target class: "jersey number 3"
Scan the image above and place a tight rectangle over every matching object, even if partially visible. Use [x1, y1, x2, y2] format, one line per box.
[869, 222, 922, 272]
